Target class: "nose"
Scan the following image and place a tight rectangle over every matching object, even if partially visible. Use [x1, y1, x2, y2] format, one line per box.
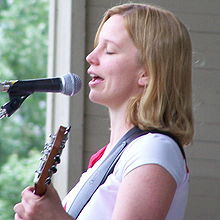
[86, 48, 99, 65]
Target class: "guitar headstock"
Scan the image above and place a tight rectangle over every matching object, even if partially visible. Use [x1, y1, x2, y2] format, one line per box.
[34, 126, 71, 196]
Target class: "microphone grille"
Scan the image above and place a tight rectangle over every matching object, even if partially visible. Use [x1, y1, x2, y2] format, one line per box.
[62, 73, 82, 96]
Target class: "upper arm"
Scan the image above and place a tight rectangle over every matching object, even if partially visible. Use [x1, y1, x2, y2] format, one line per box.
[111, 164, 176, 220]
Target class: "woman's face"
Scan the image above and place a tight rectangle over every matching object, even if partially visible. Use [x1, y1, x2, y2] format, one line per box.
[86, 14, 146, 109]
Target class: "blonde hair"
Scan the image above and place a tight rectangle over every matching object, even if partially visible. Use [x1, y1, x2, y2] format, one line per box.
[95, 3, 194, 146]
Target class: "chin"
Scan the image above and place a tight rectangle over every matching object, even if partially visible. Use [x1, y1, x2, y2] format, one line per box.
[88, 93, 109, 107]
[89, 93, 102, 104]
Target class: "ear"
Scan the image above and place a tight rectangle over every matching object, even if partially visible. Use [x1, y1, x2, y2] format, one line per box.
[138, 72, 149, 87]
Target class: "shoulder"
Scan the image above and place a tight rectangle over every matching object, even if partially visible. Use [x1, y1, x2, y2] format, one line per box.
[116, 132, 187, 186]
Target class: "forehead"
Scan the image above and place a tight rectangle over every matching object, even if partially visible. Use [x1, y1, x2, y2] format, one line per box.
[98, 15, 130, 45]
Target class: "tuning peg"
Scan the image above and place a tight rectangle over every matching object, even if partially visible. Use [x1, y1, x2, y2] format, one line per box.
[50, 165, 57, 174]
[54, 155, 61, 164]
[45, 177, 51, 185]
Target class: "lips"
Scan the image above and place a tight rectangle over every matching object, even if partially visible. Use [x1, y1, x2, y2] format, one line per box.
[89, 73, 104, 86]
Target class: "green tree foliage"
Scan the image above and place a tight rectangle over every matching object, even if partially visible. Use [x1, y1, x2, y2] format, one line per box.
[0, 0, 48, 219]
[0, 151, 41, 220]
[0, 0, 48, 166]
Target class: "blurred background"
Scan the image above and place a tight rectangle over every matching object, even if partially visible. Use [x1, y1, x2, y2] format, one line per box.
[0, 0, 219, 220]
[0, 0, 48, 219]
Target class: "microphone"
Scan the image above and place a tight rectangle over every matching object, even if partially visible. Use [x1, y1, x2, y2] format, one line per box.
[0, 73, 82, 96]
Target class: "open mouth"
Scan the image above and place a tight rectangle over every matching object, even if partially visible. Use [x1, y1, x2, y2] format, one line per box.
[90, 74, 104, 84]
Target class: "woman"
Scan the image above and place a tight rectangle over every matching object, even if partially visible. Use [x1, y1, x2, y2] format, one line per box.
[14, 3, 194, 220]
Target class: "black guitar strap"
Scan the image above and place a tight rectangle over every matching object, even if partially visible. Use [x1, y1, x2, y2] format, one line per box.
[67, 127, 184, 219]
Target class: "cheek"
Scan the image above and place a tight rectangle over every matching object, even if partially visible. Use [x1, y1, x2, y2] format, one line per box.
[103, 54, 142, 85]
[110, 58, 134, 77]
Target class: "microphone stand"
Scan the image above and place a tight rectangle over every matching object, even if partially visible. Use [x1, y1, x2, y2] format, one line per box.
[0, 95, 29, 119]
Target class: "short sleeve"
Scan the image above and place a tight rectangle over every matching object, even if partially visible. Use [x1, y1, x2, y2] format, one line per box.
[115, 133, 187, 186]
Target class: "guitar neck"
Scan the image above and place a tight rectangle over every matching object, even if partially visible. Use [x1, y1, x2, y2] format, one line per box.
[34, 126, 70, 196]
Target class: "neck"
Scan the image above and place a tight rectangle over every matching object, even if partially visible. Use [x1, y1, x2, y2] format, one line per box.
[107, 105, 134, 150]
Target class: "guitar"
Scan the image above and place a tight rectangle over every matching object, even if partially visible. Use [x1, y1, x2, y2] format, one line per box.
[33, 125, 71, 196]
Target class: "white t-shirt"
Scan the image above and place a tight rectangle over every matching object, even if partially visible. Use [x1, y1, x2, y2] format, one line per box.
[63, 133, 189, 220]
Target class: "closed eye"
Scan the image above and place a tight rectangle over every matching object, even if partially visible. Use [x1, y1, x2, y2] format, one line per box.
[106, 51, 115, 55]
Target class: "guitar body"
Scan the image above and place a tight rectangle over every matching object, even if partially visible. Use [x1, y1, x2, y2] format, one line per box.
[34, 126, 71, 196]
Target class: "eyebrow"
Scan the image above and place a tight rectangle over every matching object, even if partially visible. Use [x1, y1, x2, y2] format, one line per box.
[102, 38, 121, 48]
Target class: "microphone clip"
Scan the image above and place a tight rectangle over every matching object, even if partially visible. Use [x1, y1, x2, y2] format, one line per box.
[0, 95, 29, 119]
